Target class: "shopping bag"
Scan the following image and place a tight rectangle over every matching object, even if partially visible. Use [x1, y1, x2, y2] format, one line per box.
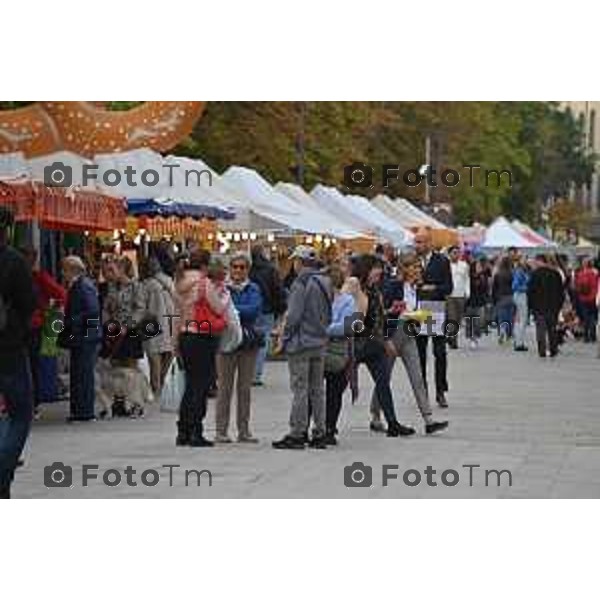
[40, 307, 61, 358]
[219, 302, 243, 354]
[160, 361, 185, 413]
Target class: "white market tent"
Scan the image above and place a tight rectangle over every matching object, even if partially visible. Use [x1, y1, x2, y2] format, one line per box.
[0, 150, 100, 188]
[222, 166, 355, 236]
[372, 194, 448, 230]
[482, 217, 539, 249]
[310, 185, 413, 246]
[274, 182, 362, 239]
[511, 219, 557, 248]
[345, 192, 414, 246]
[311, 186, 381, 241]
[159, 156, 286, 232]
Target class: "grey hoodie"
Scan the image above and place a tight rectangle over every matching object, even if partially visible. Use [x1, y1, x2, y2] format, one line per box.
[282, 267, 333, 354]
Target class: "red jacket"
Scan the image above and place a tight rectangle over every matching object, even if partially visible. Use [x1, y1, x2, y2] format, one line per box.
[574, 267, 599, 304]
[32, 270, 67, 329]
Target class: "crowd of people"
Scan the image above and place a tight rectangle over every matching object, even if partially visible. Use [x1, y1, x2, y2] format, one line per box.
[1, 198, 600, 497]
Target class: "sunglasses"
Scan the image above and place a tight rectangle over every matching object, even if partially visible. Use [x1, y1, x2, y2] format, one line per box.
[231, 263, 247, 270]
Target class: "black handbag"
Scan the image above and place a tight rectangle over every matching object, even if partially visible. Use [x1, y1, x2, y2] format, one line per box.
[240, 324, 266, 350]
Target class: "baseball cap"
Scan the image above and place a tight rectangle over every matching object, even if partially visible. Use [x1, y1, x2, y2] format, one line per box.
[290, 245, 318, 262]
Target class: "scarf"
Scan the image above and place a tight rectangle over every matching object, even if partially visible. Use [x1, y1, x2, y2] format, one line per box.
[227, 278, 249, 294]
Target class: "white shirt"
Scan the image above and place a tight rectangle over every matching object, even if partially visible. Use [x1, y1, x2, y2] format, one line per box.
[403, 282, 418, 311]
[450, 260, 470, 298]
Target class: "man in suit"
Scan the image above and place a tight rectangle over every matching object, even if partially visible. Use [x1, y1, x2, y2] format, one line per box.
[527, 254, 565, 358]
[60, 256, 101, 422]
[414, 230, 453, 408]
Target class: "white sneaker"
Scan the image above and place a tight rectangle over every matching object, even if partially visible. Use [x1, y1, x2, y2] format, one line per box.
[469, 340, 478, 350]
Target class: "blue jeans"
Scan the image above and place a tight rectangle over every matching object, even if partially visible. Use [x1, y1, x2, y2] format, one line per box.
[254, 312, 275, 382]
[496, 297, 514, 338]
[0, 352, 33, 497]
[580, 301, 598, 342]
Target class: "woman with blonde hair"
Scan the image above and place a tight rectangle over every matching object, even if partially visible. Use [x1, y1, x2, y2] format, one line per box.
[321, 267, 358, 445]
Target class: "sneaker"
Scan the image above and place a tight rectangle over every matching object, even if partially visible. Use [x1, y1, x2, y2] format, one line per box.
[369, 420, 387, 433]
[514, 345, 528, 352]
[387, 422, 416, 437]
[237, 434, 259, 444]
[272, 435, 306, 450]
[130, 405, 145, 419]
[469, 340, 478, 350]
[215, 434, 233, 444]
[425, 420, 449, 435]
[252, 380, 264, 387]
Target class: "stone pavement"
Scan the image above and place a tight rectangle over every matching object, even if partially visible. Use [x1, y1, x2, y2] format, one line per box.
[13, 330, 600, 498]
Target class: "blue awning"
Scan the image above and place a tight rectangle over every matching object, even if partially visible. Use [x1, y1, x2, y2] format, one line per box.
[126, 198, 235, 220]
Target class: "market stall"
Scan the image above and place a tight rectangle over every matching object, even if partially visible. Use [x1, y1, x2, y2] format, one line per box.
[372, 194, 457, 248]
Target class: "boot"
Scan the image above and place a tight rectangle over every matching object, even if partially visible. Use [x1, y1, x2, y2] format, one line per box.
[189, 423, 214, 447]
[176, 421, 191, 446]
[0, 484, 10, 499]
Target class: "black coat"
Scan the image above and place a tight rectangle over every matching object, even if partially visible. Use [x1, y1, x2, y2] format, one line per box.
[0, 245, 36, 366]
[527, 267, 564, 315]
[492, 269, 513, 303]
[418, 252, 453, 302]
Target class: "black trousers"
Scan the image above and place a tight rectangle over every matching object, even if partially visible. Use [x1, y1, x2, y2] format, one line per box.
[178, 333, 218, 437]
[534, 311, 559, 356]
[416, 335, 448, 397]
[325, 369, 349, 434]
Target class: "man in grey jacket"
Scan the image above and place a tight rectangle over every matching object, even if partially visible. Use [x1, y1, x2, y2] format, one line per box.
[273, 246, 333, 450]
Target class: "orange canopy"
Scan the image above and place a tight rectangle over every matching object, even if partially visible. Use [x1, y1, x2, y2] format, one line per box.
[0, 180, 126, 231]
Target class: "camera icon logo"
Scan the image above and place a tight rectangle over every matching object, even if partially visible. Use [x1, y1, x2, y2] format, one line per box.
[43, 162, 72, 187]
[44, 462, 73, 488]
[344, 462, 373, 488]
[344, 311, 373, 339]
[343, 162, 373, 189]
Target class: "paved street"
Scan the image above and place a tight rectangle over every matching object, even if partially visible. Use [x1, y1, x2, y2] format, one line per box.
[14, 330, 600, 498]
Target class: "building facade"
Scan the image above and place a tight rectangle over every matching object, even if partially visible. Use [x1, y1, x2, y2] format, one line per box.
[561, 101, 600, 214]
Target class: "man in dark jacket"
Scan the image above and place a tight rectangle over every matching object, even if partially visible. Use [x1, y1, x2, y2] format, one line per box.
[414, 230, 453, 408]
[249, 245, 286, 386]
[60, 256, 101, 421]
[527, 254, 564, 358]
[0, 206, 36, 499]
